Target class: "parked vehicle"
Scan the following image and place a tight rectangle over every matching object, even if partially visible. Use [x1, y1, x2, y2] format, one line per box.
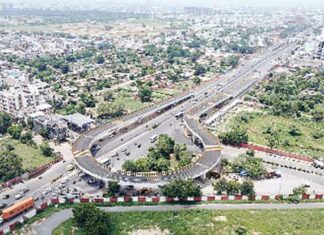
[150, 135, 158, 143]
[2, 194, 10, 199]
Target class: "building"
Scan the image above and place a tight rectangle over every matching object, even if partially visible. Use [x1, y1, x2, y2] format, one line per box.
[33, 114, 68, 142]
[314, 40, 324, 60]
[63, 113, 94, 132]
[0, 81, 53, 117]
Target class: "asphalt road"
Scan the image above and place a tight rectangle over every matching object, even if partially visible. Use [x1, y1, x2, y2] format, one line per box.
[31, 203, 324, 235]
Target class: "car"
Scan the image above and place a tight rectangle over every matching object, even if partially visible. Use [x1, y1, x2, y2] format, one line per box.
[121, 148, 127, 153]
[22, 187, 30, 194]
[15, 194, 23, 200]
[0, 203, 7, 209]
[111, 152, 118, 158]
[88, 179, 95, 184]
[137, 144, 141, 148]
[3, 194, 10, 199]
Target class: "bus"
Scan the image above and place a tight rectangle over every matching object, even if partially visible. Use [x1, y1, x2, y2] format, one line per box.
[1, 197, 34, 221]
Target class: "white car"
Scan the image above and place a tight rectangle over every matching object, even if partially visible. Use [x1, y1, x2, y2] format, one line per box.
[15, 194, 22, 200]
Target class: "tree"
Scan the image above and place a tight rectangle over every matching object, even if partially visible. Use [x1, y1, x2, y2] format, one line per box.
[240, 180, 255, 196]
[103, 91, 114, 101]
[292, 185, 307, 195]
[8, 124, 23, 140]
[0, 150, 23, 181]
[311, 105, 324, 122]
[20, 132, 33, 144]
[39, 127, 51, 139]
[122, 160, 137, 172]
[138, 85, 152, 102]
[213, 178, 228, 195]
[288, 125, 302, 137]
[0, 112, 12, 134]
[73, 204, 112, 235]
[107, 181, 120, 196]
[155, 158, 170, 172]
[39, 142, 53, 157]
[80, 93, 96, 108]
[97, 102, 125, 119]
[219, 128, 248, 145]
[155, 134, 175, 158]
[161, 179, 201, 198]
[194, 64, 207, 76]
[193, 76, 201, 85]
[226, 180, 240, 195]
[96, 55, 105, 64]
[266, 131, 280, 149]
[61, 64, 69, 74]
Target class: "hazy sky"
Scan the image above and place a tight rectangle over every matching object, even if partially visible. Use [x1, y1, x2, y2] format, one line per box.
[7, 0, 324, 9]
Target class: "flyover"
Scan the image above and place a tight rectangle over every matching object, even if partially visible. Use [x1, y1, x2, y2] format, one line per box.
[72, 40, 294, 187]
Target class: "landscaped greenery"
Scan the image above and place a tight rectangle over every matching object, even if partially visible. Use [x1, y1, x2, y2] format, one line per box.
[53, 208, 324, 235]
[220, 68, 324, 158]
[225, 111, 324, 158]
[0, 137, 54, 172]
[122, 135, 194, 172]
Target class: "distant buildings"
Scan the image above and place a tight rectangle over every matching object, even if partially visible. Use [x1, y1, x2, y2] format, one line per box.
[314, 40, 324, 60]
[0, 80, 53, 118]
[184, 7, 214, 15]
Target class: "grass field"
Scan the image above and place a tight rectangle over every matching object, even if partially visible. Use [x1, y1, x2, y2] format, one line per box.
[224, 111, 324, 158]
[0, 137, 54, 171]
[52, 209, 324, 235]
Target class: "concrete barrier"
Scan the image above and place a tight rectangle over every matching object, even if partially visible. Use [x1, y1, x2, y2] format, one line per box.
[124, 196, 132, 203]
[80, 198, 90, 203]
[152, 196, 160, 203]
[234, 195, 242, 200]
[110, 197, 118, 203]
[138, 196, 146, 203]
[221, 195, 228, 201]
[262, 195, 270, 201]
[51, 197, 59, 204]
[302, 194, 310, 200]
[166, 197, 175, 202]
[194, 196, 202, 202]
[93, 198, 104, 203]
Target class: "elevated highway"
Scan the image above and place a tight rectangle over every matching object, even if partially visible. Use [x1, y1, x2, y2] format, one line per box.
[73, 40, 294, 186]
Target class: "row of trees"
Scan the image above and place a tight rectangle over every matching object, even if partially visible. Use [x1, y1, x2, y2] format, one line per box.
[222, 153, 266, 180]
[213, 178, 255, 196]
[161, 179, 201, 198]
[219, 127, 249, 146]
